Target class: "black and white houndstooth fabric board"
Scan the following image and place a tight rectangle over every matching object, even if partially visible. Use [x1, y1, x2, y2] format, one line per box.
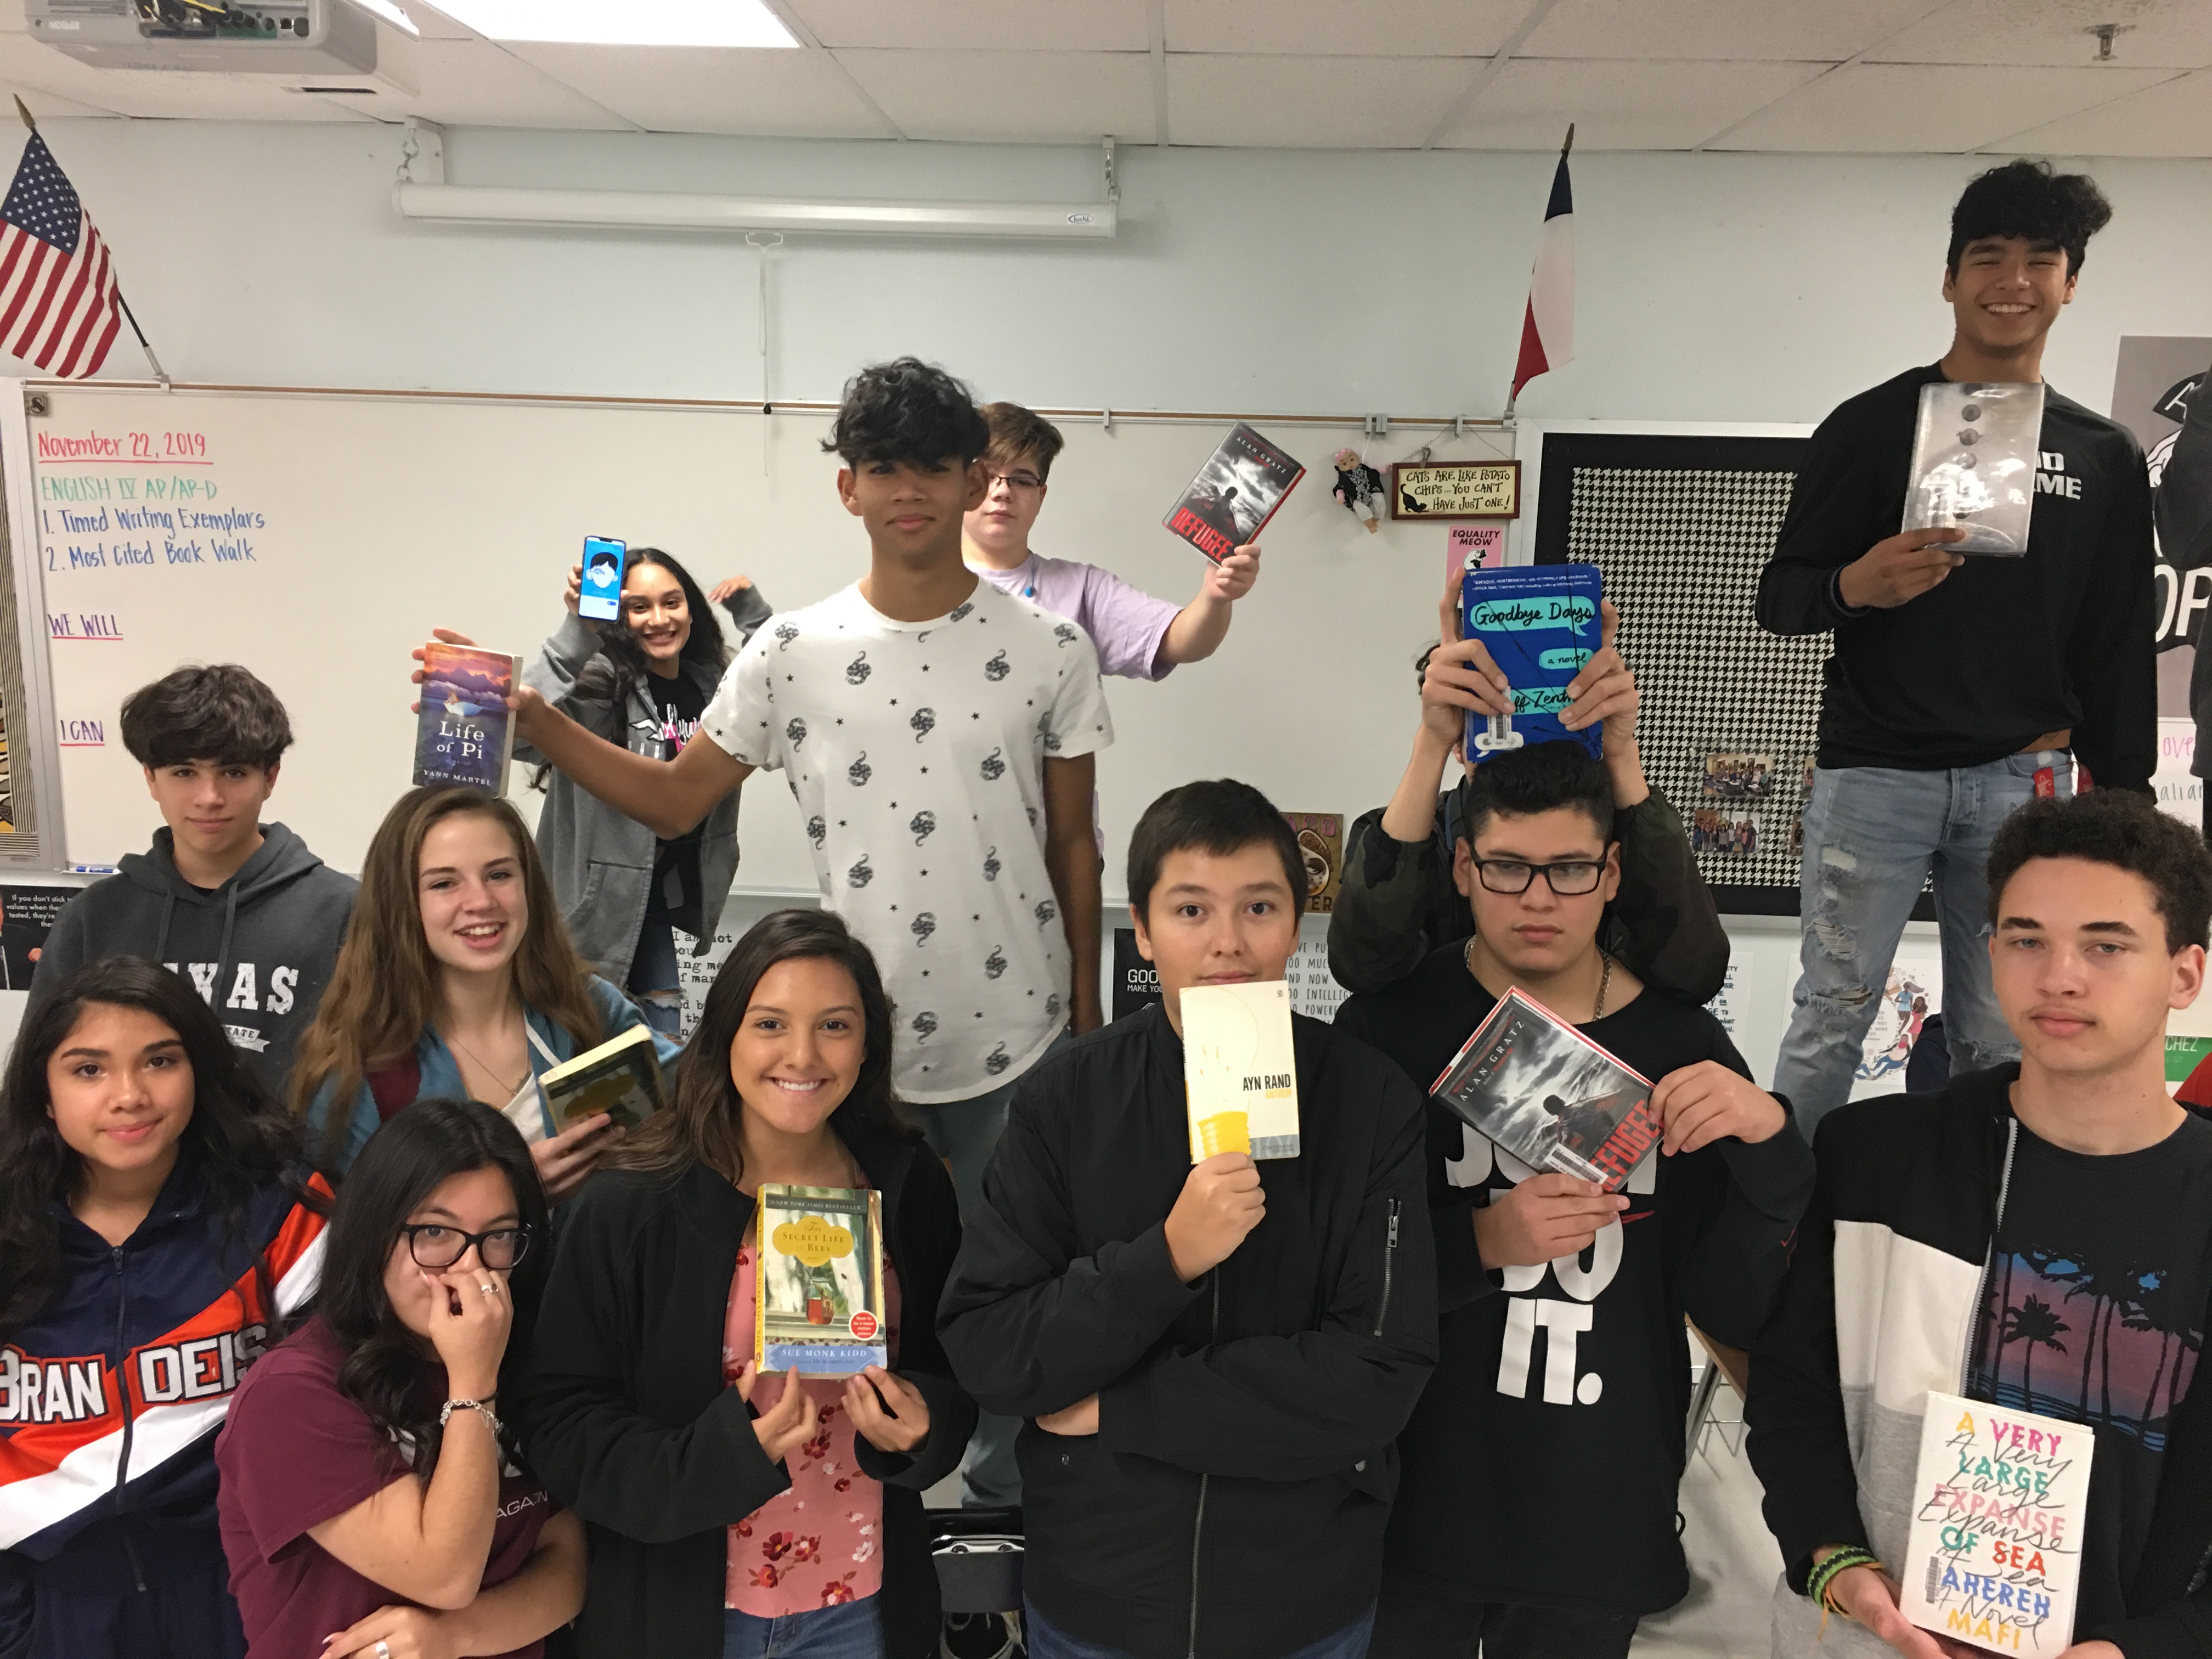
[1533, 432, 1820, 912]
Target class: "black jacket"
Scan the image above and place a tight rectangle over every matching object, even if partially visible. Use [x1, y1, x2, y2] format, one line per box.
[516, 1127, 975, 1659]
[1746, 1070, 2212, 1659]
[1327, 787, 1728, 1002]
[1754, 364, 2156, 787]
[938, 1005, 1437, 1659]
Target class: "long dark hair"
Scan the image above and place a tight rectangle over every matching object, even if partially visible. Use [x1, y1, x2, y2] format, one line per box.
[318, 1098, 551, 1480]
[0, 956, 318, 1339]
[611, 909, 915, 1187]
[532, 547, 730, 791]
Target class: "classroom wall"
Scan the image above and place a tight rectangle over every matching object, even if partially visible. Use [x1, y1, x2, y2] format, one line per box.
[15, 121, 2212, 1086]
[36, 121, 2212, 423]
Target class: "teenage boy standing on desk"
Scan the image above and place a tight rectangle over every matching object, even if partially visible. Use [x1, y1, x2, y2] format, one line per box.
[1757, 159, 2156, 1135]
[499, 358, 1111, 1511]
[964, 403, 1262, 680]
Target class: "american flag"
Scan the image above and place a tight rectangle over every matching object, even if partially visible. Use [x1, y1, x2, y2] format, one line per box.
[0, 131, 123, 379]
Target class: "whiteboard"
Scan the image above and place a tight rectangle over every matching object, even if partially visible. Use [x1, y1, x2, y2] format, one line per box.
[1, 381, 1511, 901]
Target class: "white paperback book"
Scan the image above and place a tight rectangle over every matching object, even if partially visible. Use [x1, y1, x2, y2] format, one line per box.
[1898, 1390, 2095, 1654]
[1181, 980, 1300, 1163]
[1902, 381, 2045, 556]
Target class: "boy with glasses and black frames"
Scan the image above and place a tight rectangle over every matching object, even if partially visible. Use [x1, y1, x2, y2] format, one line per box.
[1335, 740, 1814, 1658]
[964, 403, 1264, 680]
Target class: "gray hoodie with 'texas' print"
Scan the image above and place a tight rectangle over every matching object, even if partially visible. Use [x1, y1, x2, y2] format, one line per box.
[27, 821, 358, 1097]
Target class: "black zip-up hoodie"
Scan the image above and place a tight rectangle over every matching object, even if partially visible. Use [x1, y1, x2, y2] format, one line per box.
[938, 1004, 1438, 1659]
[27, 823, 356, 1097]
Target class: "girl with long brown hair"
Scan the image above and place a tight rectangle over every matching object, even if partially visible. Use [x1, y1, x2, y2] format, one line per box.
[292, 785, 679, 1197]
[518, 909, 974, 1659]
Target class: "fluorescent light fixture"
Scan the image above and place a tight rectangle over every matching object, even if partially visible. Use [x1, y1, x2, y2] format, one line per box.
[346, 0, 420, 35]
[427, 0, 798, 47]
[394, 183, 1116, 240]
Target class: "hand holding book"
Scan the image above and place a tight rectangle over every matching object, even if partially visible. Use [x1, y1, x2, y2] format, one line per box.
[1474, 1173, 1628, 1271]
[1837, 524, 1970, 610]
[843, 1364, 932, 1454]
[1651, 1062, 1787, 1156]
[733, 1359, 819, 1465]
[1164, 1153, 1266, 1283]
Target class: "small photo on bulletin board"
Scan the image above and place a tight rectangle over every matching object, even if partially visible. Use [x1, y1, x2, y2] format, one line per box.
[1530, 430, 1850, 916]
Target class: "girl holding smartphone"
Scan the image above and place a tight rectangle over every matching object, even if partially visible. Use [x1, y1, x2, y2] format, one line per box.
[523, 548, 772, 1035]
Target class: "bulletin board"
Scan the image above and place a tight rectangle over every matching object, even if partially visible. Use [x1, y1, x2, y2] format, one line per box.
[1520, 424, 1828, 916]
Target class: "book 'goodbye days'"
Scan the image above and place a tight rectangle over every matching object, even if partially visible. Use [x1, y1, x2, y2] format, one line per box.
[416, 642, 522, 795]
[1459, 565, 1604, 766]
[754, 1183, 888, 1376]
[1182, 980, 1300, 1162]
[1431, 988, 1658, 1191]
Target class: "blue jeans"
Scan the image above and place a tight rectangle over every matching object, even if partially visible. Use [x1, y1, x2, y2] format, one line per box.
[1775, 753, 2070, 1135]
[628, 912, 684, 1037]
[721, 1597, 883, 1659]
[1024, 1600, 1375, 1659]
[907, 1033, 1070, 1509]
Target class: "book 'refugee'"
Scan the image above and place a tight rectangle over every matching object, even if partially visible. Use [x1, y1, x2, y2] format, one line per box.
[1458, 565, 1604, 765]
[415, 642, 521, 795]
[1430, 988, 1657, 1192]
[1181, 979, 1300, 1162]
[754, 1183, 888, 1376]
[1163, 424, 1305, 564]
[538, 1025, 666, 1135]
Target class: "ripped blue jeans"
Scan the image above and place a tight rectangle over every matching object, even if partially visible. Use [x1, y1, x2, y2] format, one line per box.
[1774, 754, 2071, 1135]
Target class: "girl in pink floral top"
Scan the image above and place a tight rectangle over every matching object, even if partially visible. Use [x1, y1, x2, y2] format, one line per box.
[720, 1232, 904, 1614]
[517, 910, 975, 1659]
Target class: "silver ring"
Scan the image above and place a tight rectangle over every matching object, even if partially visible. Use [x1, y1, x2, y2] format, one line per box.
[478, 1282, 498, 1296]
[376, 1643, 391, 1659]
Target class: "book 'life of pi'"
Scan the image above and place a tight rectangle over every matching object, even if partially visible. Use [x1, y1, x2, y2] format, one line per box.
[415, 642, 521, 795]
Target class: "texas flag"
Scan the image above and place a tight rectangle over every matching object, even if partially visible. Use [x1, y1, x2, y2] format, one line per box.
[1511, 133, 1575, 402]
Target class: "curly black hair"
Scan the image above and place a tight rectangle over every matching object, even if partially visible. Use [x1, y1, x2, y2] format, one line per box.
[1986, 791, 2212, 954]
[1454, 739, 1617, 848]
[822, 357, 990, 469]
[1948, 159, 2113, 276]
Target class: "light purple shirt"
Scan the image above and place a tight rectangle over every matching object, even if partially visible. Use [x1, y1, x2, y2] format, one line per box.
[974, 552, 1182, 682]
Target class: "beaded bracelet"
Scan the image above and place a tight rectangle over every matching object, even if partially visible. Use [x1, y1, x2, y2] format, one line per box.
[1806, 1545, 1883, 1627]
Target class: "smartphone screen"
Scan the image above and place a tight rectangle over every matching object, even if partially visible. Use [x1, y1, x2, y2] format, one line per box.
[579, 536, 628, 622]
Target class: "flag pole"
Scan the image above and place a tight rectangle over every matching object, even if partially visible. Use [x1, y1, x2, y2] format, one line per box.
[12, 95, 168, 390]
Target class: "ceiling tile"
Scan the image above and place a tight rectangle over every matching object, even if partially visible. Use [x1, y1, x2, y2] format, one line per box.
[1166, 53, 1474, 146]
[374, 38, 633, 128]
[1869, 0, 2212, 70]
[0, 74, 119, 119]
[0, 32, 375, 120]
[836, 48, 1153, 142]
[501, 42, 887, 136]
[1438, 57, 1828, 149]
[1164, 0, 1528, 58]
[1520, 0, 1947, 62]
[1712, 61, 2172, 150]
[787, 0, 1147, 52]
[1988, 66, 2212, 155]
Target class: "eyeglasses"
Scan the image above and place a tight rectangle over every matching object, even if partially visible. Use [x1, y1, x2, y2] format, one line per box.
[987, 470, 1045, 493]
[1471, 857, 1607, 896]
[399, 1222, 533, 1271]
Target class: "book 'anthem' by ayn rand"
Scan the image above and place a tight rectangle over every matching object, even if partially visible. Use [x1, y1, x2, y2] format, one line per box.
[1181, 979, 1301, 1162]
[1430, 988, 1658, 1191]
[415, 642, 522, 795]
[754, 1184, 889, 1376]
[538, 1025, 667, 1135]
[1163, 424, 1305, 563]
